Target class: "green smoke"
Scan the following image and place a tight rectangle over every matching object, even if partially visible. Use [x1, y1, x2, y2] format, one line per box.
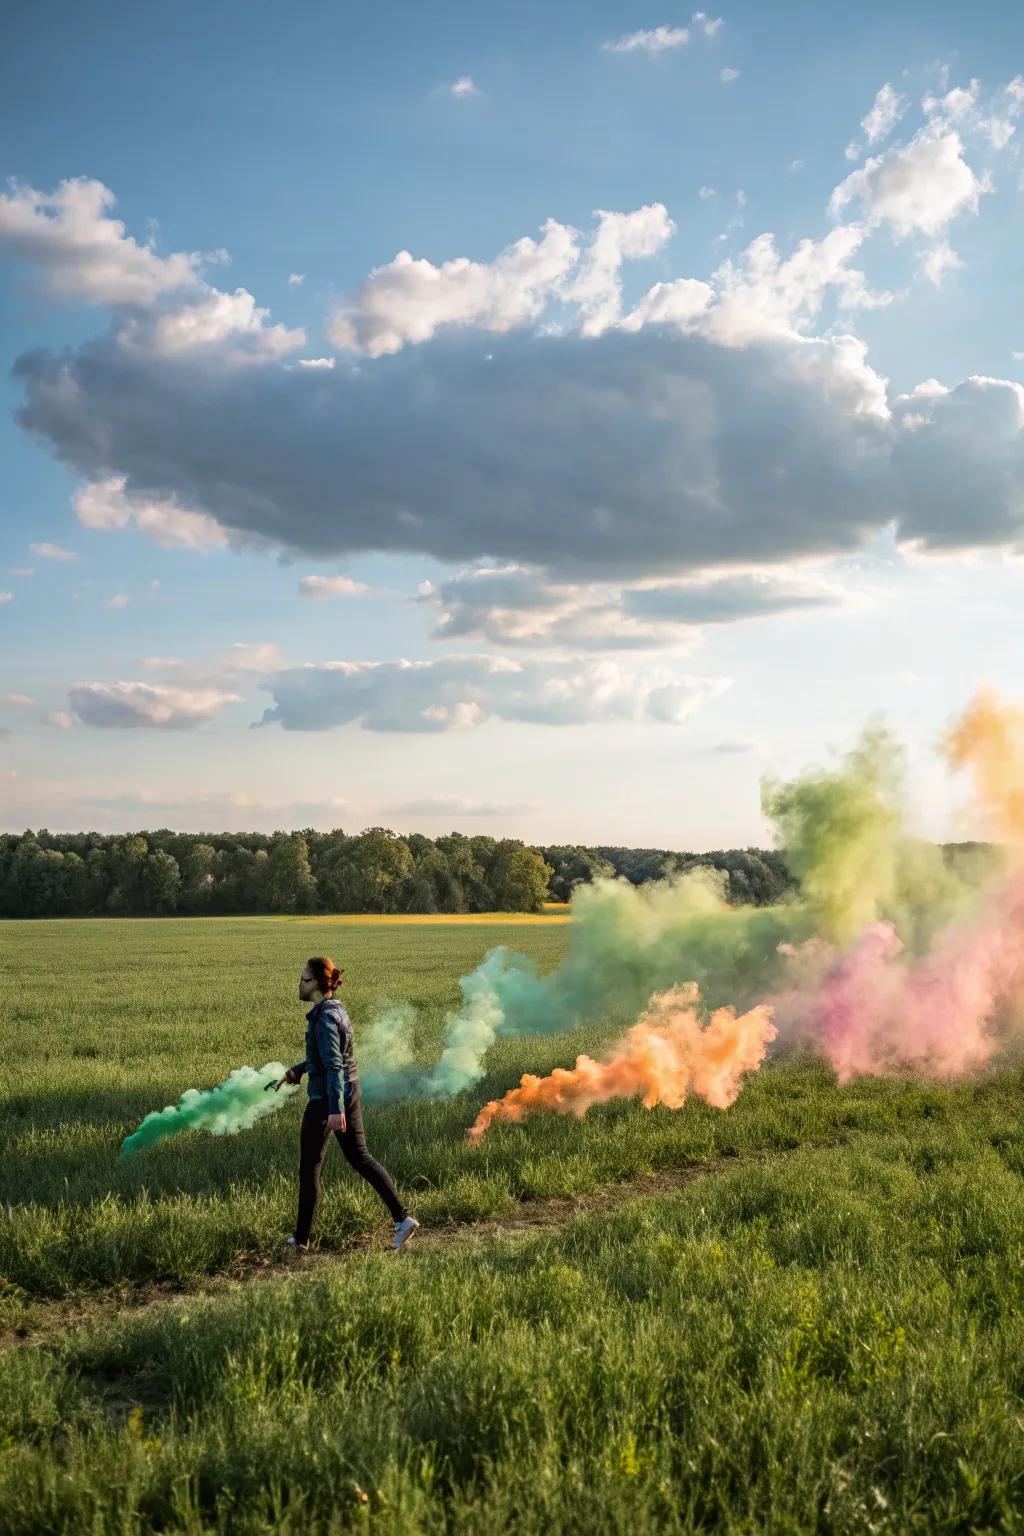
[121, 1063, 298, 1157]
[359, 1005, 423, 1103]
[762, 723, 979, 952]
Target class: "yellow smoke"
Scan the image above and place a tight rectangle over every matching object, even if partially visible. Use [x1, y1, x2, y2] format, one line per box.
[945, 690, 1024, 847]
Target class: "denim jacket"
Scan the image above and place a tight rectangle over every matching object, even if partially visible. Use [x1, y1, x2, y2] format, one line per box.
[291, 998, 358, 1115]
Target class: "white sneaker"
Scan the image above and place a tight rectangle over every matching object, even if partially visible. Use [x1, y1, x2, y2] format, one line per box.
[392, 1216, 419, 1250]
[283, 1235, 308, 1251]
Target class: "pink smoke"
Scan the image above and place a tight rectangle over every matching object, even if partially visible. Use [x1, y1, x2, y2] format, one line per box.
[787, 869, 1024, 1082]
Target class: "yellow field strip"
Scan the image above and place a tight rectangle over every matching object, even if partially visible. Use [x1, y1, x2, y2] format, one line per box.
[314, 911, 571, 925]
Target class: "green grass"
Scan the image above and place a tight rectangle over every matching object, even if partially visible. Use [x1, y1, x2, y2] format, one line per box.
[4, 916, 1024, 1533]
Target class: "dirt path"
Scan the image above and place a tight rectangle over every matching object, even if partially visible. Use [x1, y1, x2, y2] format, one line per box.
[1, 1160, 719, 1350]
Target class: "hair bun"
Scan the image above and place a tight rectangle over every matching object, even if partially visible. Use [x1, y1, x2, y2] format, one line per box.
[330, 966, 342, 989]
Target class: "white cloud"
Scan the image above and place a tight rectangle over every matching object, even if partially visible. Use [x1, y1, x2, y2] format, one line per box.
[829, 131, 985, 238]
[720, 67, 739, 83]
[861, 82, 908, 145]
[140, 657, 184, 669]
[0, 178, 200, 304]
[259, 654, 730, 732]
[789, 159, 806, 174]
[603, 25, 691, 53]
[297, 356, 335, 369]
[103, 594, 130, 610]
[120, 285, 305, 362]
[449, 75, 480, 96]
[690, 226, 891, 348]
[327, 217, 580, 356]
[73, 476, 227, 550]
[299, 575, 372, 599]
[288, 272, 305, 286]
[562, 204, 676, 335]
[15, 165, 1024, 592]
[0, 592, 12, 605]
[30, 541, 78, 562]
[2, 694, 35, 706]
[9, 567, 34, 577]
[604, 12, 722, 52]
[920, 241, 964, 287]
[698, 186, 717, 200]
[44, 710, 74, 729]
[219, 642, 284, 673]
[69, 681, 242, 729]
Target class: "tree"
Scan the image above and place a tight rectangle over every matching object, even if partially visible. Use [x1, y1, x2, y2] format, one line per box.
[264, 833, 317, 914]
[489, 841, 553, 913]
[142, 849, 182, 914]
[541, 845, 615, 903]
[324, 828, 414, 914]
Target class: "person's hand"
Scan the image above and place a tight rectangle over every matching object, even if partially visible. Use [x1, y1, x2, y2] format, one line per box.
[326, 1112, 346, 1134]
[283, 1067, 301, 1085]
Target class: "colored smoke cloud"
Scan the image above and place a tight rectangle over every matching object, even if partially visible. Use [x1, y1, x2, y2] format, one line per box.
[369, 707, 989, 1108]
[468, 984, 776, 1142]
[468, 689, 1024, 1138]
[121, 1062, 297, 1157]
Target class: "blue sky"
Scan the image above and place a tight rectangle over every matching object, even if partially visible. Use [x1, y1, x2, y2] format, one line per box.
[1, 0, 1023, 847]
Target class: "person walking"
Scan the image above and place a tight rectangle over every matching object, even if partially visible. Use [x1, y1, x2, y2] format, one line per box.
[279, 955, 418, 1252]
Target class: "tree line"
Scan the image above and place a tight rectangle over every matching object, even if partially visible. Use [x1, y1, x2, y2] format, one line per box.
[0, 828, 801, 919]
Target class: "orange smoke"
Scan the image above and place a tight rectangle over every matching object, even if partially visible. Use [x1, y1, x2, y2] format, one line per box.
[946, 690, 1024, 847]
[467, 983, 776, 1142]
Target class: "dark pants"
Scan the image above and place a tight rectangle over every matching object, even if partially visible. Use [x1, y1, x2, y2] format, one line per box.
[294, 1090, 406, 1244]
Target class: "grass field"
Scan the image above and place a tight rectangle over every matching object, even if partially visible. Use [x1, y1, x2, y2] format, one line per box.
[4, 916, 1024, 1533]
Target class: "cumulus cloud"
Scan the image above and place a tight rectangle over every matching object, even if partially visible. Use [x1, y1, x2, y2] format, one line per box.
[890, 375, 1024, 552]
[259, 655, 729, 733]
[288, 272, 305, 286]
[720, 67, 739, 83]
[326, 217, 579, 355]
[563, 204, 676, 336]
[103, 593, 130, 610]
[69, 681, 242, 729]
[10, 152, 1024, 591]
[829, 132, 986, 238]
[30, 541, 78, 562]
[0, 178, 200, 304]
[19, 327, 909, 578]
[448, 76, 479, 96]
[299, 575, 372, 599]
[861, 82, 909, 145]
[73, 476, 227, 550]
[119, 285, 305, 362]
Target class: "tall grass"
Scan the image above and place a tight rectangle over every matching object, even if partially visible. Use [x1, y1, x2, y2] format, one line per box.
[5, 916, 1024, 1532]
[4, 1128, 1024, 1532]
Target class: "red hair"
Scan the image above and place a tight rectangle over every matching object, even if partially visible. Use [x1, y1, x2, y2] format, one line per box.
[307, 956, 343, 994]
